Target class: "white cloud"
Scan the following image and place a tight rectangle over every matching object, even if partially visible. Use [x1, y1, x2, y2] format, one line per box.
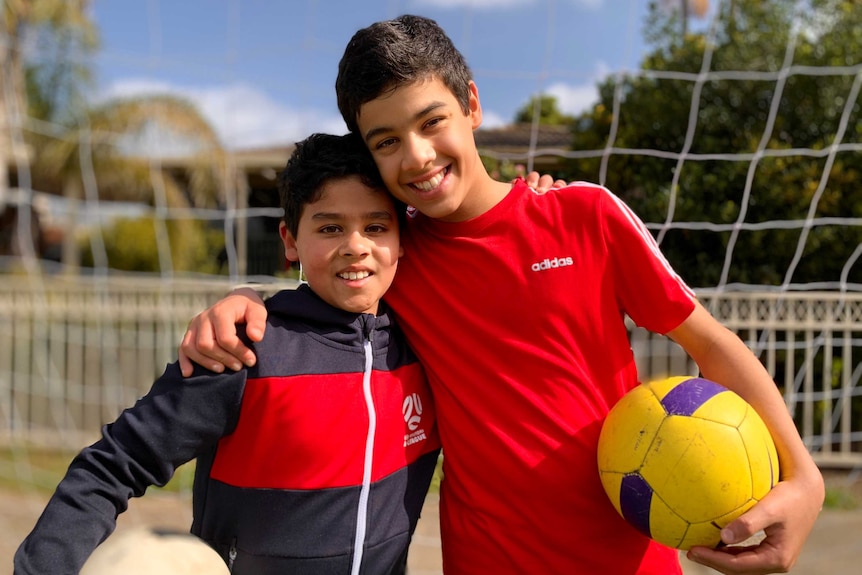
[98, 62, 608, 151]
[572, 0, 603, 8]
[103, 79, 346, 150]
[545, 61, 611, 116]
[545, 82, 598, 116]
[416, 0, 602, 8]
[479, 109, 507, 129]
[416, 0, 533, 8]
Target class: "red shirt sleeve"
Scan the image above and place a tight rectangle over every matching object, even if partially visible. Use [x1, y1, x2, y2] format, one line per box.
[600, 189, 696, 334]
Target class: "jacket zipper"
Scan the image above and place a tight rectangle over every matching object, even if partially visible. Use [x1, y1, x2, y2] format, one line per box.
[228, 537, 237, 572]
[349, 320, 376, 575]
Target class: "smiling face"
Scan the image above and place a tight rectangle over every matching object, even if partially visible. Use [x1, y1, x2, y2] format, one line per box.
[357, 77, 504, 223]
[279, 175, 402, 315]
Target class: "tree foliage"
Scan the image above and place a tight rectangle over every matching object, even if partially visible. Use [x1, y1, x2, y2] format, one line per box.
[1, 0, 97, 205]
[13, 0, 99, 123]
[33, 94, 229, 208]
[79, 216, 226, 275]
[564, 0, 862, 289]
[514, 94, 575, 125]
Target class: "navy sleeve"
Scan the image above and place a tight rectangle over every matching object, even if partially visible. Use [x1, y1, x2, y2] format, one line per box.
[13, 362, 246, 575]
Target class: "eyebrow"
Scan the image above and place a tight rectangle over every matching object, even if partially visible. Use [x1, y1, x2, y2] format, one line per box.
[363, 100, 448, 144]
[310, 211, 394, 220]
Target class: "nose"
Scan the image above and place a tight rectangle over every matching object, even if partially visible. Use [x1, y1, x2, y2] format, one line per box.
[340, 230, 370, 258]
[401, 133, 435, 170]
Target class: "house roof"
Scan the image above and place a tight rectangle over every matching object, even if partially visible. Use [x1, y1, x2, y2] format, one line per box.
[474, 123, 571, 150]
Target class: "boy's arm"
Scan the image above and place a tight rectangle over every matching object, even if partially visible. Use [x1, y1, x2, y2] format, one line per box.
[178, 287, 268, 376]
[668, 302, 824, 574]
[14, 364, 245, 574]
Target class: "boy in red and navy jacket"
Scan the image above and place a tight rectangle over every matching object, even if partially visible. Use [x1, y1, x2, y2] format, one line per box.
[14, 133, 440, 575]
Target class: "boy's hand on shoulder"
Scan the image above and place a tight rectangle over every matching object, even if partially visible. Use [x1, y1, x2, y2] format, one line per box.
[686, 471, 824, 574]
[178, 287, 267, 376]
[520, 171, 568, 194]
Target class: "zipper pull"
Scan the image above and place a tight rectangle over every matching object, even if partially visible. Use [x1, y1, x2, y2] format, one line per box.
[362, 314, 375, 343]
[228, 538, 237, 572]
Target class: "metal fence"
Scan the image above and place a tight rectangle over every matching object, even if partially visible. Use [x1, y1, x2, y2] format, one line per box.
[0, 276, 293, 447]
[1, 276, 860, 466]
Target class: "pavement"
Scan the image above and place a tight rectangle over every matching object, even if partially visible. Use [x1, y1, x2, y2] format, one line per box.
[4, 488, 861, 574]
[406, 493, 862, 575]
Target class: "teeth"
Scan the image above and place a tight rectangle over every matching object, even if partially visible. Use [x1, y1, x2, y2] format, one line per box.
[339, 270, 371, 280]
[414, 171, 444, 192]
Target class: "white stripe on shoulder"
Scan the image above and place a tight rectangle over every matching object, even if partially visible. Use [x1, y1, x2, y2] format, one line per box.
[598, 186, 697, 299]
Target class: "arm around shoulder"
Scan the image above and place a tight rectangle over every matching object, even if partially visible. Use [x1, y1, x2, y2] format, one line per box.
[178, 287, 269, 376]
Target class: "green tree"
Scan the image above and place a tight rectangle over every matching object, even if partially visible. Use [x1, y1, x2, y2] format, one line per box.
[565, 0, 862, 290]
[514, 94, 575, 125]
[79, 216, 225, 275]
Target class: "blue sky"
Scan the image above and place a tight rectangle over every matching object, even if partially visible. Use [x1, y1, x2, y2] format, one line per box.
[89, 0, 659, 150]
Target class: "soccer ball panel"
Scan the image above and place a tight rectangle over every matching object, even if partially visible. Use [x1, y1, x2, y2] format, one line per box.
[646, 492, 689, 549]
[679, 498, 758, 550]
[597, 470, 625, 516]
[645, 375, 693, 401]
[597, 385, 664, 473]
[641, 417, 752, 522]
[678, 520, 722, 551]
[690, 391, 748, 427]
[739, 411, 781, 497]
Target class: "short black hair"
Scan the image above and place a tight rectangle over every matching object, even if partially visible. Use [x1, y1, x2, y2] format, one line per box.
[336, 14, 473, 135]
[279, 132, 405, 238]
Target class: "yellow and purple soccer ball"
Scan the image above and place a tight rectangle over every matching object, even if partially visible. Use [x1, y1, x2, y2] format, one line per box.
[597, 375, 779, 550]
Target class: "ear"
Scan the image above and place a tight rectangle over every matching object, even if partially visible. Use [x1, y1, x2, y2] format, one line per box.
[468, 81, 482, 130]
[279, 222, 299, 262]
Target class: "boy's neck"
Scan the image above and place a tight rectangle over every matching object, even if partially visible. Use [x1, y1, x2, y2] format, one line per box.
[435, 173, 513, 223]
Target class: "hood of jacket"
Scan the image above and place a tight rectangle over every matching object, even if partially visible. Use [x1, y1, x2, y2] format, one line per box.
[263, 283, 395, 349]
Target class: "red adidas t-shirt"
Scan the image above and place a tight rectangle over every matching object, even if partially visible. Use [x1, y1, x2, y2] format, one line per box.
[385, 180, 696, 574]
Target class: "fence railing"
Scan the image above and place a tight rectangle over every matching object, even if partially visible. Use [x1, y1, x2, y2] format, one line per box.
[0, 276, 292, 447]
[1, 276, 860, 466]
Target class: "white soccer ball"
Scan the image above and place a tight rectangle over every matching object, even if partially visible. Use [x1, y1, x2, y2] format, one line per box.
[80, 527, 228, 575]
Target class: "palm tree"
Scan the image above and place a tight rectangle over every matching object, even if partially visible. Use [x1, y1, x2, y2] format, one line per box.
[36, 94, 230, 272]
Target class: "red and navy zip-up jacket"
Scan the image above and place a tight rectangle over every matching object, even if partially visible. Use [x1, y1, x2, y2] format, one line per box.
[14, 284, 440, 575]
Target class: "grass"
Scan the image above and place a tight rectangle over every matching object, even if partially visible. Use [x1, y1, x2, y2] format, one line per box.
[0, 445, 196, 495]
[823, 485, 860, 510]
[0, 446, 73, 493]
[821, 468, 862, 510]
[429, 454, 443, 494]
[2, 445, 442, 496]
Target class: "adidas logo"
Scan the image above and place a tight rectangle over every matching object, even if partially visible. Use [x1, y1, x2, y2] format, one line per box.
[531, 256, 574, 272]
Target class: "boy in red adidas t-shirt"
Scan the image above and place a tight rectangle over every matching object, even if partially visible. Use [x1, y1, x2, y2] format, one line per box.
[178, 15, 823, 575]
